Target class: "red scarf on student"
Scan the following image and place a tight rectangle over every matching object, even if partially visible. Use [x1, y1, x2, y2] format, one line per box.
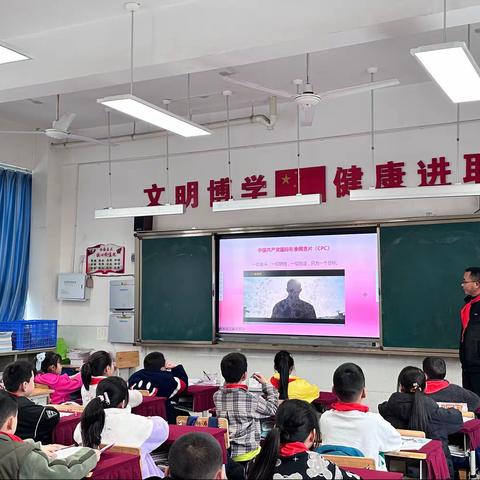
[461, 295, 480, 341]
[90, 376, 106, 386]
[331, 402, 369, 413]
[0, 431, 23, 442]
[425, 380, 450, 394]
[270, 376, 296, 390]
[224, 383, 248, 391]
[279, 442, 309, 457]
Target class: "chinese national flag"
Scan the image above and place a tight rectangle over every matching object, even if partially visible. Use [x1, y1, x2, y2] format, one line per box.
[275, 166, 326, 202]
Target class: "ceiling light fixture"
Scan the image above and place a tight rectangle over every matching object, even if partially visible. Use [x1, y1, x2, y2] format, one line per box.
[0, 43, 29, 65]
[95, 103, 185, 219]
[350, 184, 480, 201]
[97, 2, 211, 137]
[212, 85, 320, 212]
[411, 2, 480, 103]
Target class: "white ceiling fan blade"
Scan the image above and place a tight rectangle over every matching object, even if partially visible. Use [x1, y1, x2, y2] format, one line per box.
[0, 130, 45, 135]
[53, 113, 76, 131]
[319, 78, 400, 100]
[221, 75, 294, 99]
[300, 106, 315, 126]
[66, 134, 114, 146]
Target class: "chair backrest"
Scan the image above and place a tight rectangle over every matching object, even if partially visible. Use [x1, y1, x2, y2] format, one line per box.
[176, 416, 230, 448]
[396, 429, 426, 438]
[115, 351, 140, 369]
[137, 389, 151, 397]
[105, 444, 141, 456]
[322, 454, 376, 470]
[437, 401, 468, 413]
[463, 411, 475, 418]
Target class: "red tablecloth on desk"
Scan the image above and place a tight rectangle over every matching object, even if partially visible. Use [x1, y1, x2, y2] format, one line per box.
[461, 418, 480, 449]
[345, 466, 403, 480]
[167, 424, 227, 464]
[313, 391, 337, 409]
[91, 451, 142, 480]
[412, 439, 449, 480]
[187, 385, 219, 412]
[52, 414, 81, 445]
[132, 396, 167, 420]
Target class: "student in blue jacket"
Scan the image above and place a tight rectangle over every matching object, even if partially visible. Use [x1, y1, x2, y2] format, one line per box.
[128, 352, 188, 423]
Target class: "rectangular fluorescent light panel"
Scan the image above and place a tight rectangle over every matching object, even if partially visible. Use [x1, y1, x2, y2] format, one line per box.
[350, 184, 480, 201]
[411, 42, 480, 103]
[0, 44, 29, 65]
[97, 94, 212, 137]
[95, 204, 184, 219]
[212, 194, 321, 212]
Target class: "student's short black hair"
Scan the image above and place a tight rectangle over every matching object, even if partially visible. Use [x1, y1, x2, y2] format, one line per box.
[333, 362, 365, 402]
[168, 432, 223, 480]
[422, 357, 446, 380]
[220, 352, 247, 383]
[0, 390, 18, 428]
[2, 360, 34, 392]
[465, 267, 480, 282]
[144, 352, 166, 371]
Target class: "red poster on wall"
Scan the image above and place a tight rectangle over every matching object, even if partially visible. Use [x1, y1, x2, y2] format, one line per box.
[86, 243, 125, 274]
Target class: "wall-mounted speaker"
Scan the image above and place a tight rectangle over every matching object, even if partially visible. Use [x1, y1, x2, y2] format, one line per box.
[134, 216, 153, 232]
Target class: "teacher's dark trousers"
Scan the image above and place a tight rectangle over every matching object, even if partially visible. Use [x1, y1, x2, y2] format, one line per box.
[462, 370, 480, 397]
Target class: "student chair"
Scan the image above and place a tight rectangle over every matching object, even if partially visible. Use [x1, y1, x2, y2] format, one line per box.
[176, 415, 230, 448]
[322, 455, 376, 470]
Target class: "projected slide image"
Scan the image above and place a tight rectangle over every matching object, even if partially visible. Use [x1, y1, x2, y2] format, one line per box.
[243, 270, 345, 324]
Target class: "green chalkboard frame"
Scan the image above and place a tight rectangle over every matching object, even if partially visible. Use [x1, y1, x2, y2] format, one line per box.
[135, 232, 215, 344]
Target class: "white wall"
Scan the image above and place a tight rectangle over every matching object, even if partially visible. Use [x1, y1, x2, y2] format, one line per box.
[10, 81, 480, 410]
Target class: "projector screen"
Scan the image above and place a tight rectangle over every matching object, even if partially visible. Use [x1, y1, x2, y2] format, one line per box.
[217, 229, 380, 340]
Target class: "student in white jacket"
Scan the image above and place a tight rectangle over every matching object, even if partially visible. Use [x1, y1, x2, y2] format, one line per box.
[80, 350, 142, 408]
[319, 363, 401, 470]
[74, 376, 169, 479]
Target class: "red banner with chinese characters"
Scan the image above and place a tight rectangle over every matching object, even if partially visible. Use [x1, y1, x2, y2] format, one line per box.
[86, 243, 125, 274]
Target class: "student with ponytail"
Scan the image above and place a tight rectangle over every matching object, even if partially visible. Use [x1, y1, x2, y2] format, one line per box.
[74, 377, 169, 479]
[80, 350, 142, 407]
[35, 352, 82, 404]
[269, 351, 319, 403]
[379, 366, 463, 478]
[247, 400, 359, 480]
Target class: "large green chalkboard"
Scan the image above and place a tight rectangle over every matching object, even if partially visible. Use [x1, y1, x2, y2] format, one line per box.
[380, 220, 480, 349]
[138, 235, 214, 343]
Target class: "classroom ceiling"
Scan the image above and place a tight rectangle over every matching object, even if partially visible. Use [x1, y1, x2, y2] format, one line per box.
[2, 1, 480, 134]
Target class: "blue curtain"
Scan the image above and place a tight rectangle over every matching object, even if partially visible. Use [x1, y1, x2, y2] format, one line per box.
[0, 167, 32, 323]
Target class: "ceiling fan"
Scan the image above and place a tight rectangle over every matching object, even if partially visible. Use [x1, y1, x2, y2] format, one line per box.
[221, 54, 400, 126]
[0, 94, 112, 145]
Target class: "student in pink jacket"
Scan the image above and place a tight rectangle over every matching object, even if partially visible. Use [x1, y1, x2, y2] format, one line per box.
[34, 352, 82, 404]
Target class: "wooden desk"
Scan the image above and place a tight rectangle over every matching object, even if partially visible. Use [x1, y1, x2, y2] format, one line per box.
[31, 387, 54, 405]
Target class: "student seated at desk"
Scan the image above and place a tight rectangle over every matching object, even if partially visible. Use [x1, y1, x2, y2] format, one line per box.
[128, 351, 188, 423]
[269, 350, 319, 403]
[35, 352, 82, 404]
[74, 376, 169, 479]
[320, 363, 401, 470]
[2, 360, 60, 443]
[214, 353, 278, 465]
[247, 399, 360, 480]
[81, 350, 142, 408]
[0, 390, 99, 480]
[423, 356, 480, 411]
[165, 432, 224, 480]
[378, 366, 463, 479]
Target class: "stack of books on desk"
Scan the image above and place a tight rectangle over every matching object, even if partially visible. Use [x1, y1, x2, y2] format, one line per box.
[0, 331, 13, 352]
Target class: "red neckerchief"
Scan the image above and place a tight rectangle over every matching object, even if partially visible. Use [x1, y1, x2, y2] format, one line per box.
[461, 295, 480, 341]
[331, 402, 369, 413]
[270, 376, 296, 390]
[0, 431, 23, 442]
[425, 380, 450, 394]
[224, 383, 248, 391]
[90, 376, 106, 386]
[279, 442, 309, 457]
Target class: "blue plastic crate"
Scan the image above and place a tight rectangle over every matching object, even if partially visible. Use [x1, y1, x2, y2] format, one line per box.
[0, 320, 57, 350]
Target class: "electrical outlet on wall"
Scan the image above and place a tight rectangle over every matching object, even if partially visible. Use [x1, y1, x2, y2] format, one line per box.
[97, 327, 108, 341]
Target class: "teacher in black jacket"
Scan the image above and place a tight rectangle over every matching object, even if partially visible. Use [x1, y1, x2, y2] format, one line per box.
[460, 267, 480, 396]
